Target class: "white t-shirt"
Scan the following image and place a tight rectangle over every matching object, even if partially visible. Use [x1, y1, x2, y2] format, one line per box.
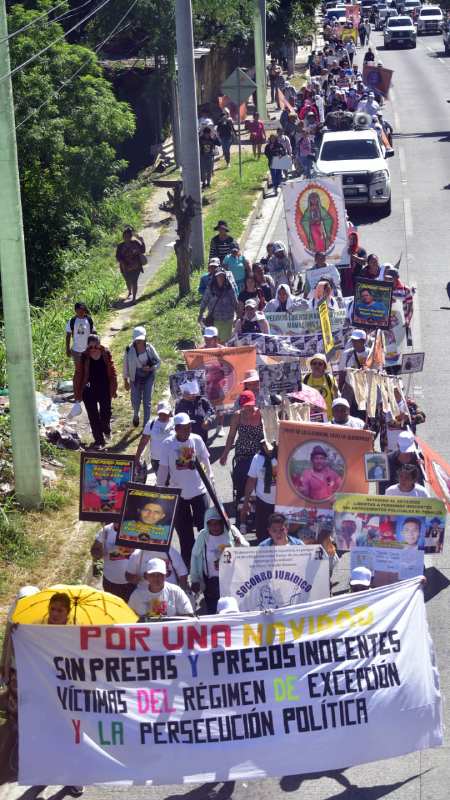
[385, 484, 430, 498]
[331, 416, 365, 429]
[205, 533, 231, 577]
[248, 453, 277, 504]
[65, 316, 92, 353]
[126, 547, 187, 585]
[143, 417, 174, 461]
[95, 524, 132, 584]
[338, 346, 370, 371]
[159, 433, 210, 499]
[128, 582, 193, 618]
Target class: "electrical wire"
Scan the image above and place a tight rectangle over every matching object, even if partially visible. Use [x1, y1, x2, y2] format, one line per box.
[0, 0, 71, 45]
[15, 0, 141, 130]
[0, 0, 114, 85]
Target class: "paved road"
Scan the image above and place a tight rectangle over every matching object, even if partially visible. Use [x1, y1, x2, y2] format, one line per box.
[3, 33, 450, 800]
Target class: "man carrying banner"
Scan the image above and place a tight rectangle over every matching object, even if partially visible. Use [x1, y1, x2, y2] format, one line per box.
[258, 512, 304, 546]
[330, 397, 365, 429]
[128, 558, 194, 619]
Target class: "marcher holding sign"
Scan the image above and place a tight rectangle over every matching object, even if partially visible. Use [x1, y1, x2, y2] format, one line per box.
[79, 453, 134, 522]
[117, 484, 180, 552]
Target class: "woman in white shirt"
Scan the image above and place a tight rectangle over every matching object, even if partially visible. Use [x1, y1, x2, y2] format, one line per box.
[385, 464, 430, 498]
[134, 400, 174, 474]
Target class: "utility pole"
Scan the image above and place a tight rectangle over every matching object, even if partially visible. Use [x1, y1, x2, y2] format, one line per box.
[174, 0, 204, 267]
[0, 0, 42, 507]
[253, 0, 267, 119]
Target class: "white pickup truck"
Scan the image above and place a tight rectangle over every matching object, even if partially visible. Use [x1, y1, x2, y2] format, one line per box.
[316, 129, 392, 212]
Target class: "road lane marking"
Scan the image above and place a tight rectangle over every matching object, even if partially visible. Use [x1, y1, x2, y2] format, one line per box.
[403, 197, 414, 238]
[390, 88, 396, 103]
[393, 107, 400, 131]
[399, 147, 408, 184]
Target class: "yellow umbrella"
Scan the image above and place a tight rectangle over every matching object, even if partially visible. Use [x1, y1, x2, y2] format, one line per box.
[12, 584, 138, 625]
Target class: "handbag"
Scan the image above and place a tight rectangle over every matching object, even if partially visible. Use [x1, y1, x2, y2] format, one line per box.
[139, 253, 148, 267]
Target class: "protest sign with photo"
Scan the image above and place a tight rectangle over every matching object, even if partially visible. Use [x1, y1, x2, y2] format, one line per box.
[265, 303, 348, 337]
[400, 352, 425, 374]
[304, 264, 342, 293]
[333, 493, 446, 554]
[281, 177, 350, 270]
[258, 361, 301, 395]
[15, 578, 442, 786]
[276, 422, 373, 522]
[352, 278, 393, 331]
[345, 3, 360, 26]
[384, 296, 406, 367]
[238, 333, 302, 357]
[219, 545, 329, 611]
[350, 546, 424, 587]
[362, 64, 393, 98]
[183, 346, 256, 411]
[364, 452, 389, 482]
[417, 437, 450, 514]
[116, 483, 180, 552]
[79, 453, 134, 522]
[169, 369, 206, 399]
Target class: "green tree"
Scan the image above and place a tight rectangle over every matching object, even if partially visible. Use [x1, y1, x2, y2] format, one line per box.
[9, 3, 136, 299]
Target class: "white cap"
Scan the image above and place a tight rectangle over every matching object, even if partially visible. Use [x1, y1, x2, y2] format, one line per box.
[132, 326, 146, 341]
[245, 298, 258, 308]
[144, 558, 167, 576]
[180, 379, 200, 395]
[350, 329, 367, 341]
[204, 326, 218, 338]
[217, 597, 240, 614]
[242, 369, 259, 383]
[157, 400, 171, 415]
[397, 431, 415, 453]
[332, 397, 350, 409]
[350, 566, 372, 587]
[16, 585, 40, 600]
[310, 353, 327, 365]
[209, 257, 220, 266]
[174, 412, 192, 426]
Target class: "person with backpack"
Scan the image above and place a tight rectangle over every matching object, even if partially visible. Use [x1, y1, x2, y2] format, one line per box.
[123, 326, 161, 428]
[198, 268, 238, 344]
[303, 353, 338, 420]
[65, 302, 94, 366]
[134, 400, 174, 474]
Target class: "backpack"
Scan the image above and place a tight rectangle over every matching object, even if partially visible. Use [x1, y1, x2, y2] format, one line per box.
[69, 315, 94, 333]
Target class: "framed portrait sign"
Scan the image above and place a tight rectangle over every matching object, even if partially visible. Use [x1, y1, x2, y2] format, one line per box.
[116, 483, 181, 552]
[79, 452, 134, 522]
[400, 352, 425, 374]
[352, 278, 393, 330]
[364, 452, 389, 482]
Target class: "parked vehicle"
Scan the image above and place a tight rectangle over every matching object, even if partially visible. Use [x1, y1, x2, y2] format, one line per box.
[384, 15, 417, 47]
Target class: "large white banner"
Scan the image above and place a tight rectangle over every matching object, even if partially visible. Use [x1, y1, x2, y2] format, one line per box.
[15, 578, 442, 786]
[265, 304, 348, 336]
[219, 545, 330, 611]
[281, 177, 350, 270]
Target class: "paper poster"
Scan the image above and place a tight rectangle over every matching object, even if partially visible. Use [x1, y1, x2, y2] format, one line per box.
[384, 296, 406, 367]
[345, 4, 360, 27]
[417, 437, 450, 514]
[219, 545, 329, 611]
[169, 369, 206, 399]
[352, 279, 393, 331]
[333, 493, 446, 554]
[318, 299, 335, 359]
[350, 546, 424, 587]
[362, 64, 393, 98]
[265, 303, 348, 336]
[116, 483, 180, 552]
[237, 333, 302, 356]
[14, 578, 443, 786]
[79, 453, 134, 522]
[400, 352, 425, 374]
[364, 452, 389, 482]
[281, 177, 350, 270]
[304, 265, 342, 292]
[276, 422, 373, 522]
[183, 346, 256, 411]
[258, 361, 301, 396]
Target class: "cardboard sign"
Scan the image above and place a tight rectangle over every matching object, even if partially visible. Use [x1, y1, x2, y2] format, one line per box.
[352, 278, 393, 331]
[183, 346, 257, 411]
[79, 453, 134, 523]
[116, 483, 180, 552]
[333, 493, 446, 554]
[219, 545, 330, 611]
[362, 64, 393, 98]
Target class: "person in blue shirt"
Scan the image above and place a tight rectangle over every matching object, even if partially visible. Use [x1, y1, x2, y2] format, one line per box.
[223, 243, 250, 293]
[258, 512, 304, 546]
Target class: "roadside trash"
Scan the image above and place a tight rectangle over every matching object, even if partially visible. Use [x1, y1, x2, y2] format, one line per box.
[67, 402, 82, 419]
[36, 392, 60, 427]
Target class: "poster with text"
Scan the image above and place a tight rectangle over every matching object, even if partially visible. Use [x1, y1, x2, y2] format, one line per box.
[14, 578, 443, 786]
[219, 545, 329, 611]
[258, 361, 302, 396]
[352, 279, 393, 331]
[333, 493, 446, 554]
[281, 177, 350, 270]
[184, 346, 256, 411]
[116, 483, 180, 552]
[169, 369, 206, 399]
[350, 546, 424, 587]
[276, 421, 373, 522]
[362, 64, 393, 98]
[265, 302, 348, 337]
[417, 437, 450, 514]
[79, 453, 134, 523]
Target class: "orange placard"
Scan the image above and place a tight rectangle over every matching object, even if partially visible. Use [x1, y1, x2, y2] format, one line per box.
[218, 94, 247, 122]
[416, 437, 450, 512]
[183, 346, 256, 411]
[276, 421, 373, 522]
[362, 64, 393, 98]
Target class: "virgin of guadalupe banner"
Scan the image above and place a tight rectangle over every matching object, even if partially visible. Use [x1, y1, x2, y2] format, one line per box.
[184, 346, 256, 411]
[417, 437, 450, 514]
[116, 484, 180, 552]
[333, 493, 446, 554]
[281, 177, 350, 270]
[79, 453, 134, 522]
[276, 421, 373, 522]
[14, 578, 443, 786]
[219, 545, 330, 611]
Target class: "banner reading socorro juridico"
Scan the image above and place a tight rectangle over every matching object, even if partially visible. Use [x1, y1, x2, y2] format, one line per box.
[14, 578, 442, 785]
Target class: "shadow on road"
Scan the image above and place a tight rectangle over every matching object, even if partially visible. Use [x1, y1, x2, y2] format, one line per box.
[165, 781, 235, 800]
[279, 768, 428, 797]
[395, 131, 450, 142]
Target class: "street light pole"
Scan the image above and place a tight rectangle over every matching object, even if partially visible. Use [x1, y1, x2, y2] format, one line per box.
[253, 0, 267, 119]
[174, 0, 204, 267]
[0, 0, 42, 507]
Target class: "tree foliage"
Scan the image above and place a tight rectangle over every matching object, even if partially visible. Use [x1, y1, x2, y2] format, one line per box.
[9, 3, 136, 300]
[268, 0, 318, 43]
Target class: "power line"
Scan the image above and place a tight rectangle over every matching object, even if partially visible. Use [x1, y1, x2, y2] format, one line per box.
[0, 0, 113, 85]
[15, 0, 141, 130]
[0, 0, 70, 45]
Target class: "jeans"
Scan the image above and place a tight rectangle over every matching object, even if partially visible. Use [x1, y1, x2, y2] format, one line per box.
[299, 155, 314, 178]
[174, 493, 209, 568]
[221, 137, 232, 164]
[130, 373, 155, 426]
[270, 168, 282, 191]
[83, 385, 111, 445]
[102, 577, 133, 602]
[233, 456, 254, 504]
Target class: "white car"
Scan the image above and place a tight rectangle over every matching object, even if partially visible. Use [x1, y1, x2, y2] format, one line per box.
[416, 5, 444, 34]
[316, 130, 392, 211]
[384, 15, 417, 47]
